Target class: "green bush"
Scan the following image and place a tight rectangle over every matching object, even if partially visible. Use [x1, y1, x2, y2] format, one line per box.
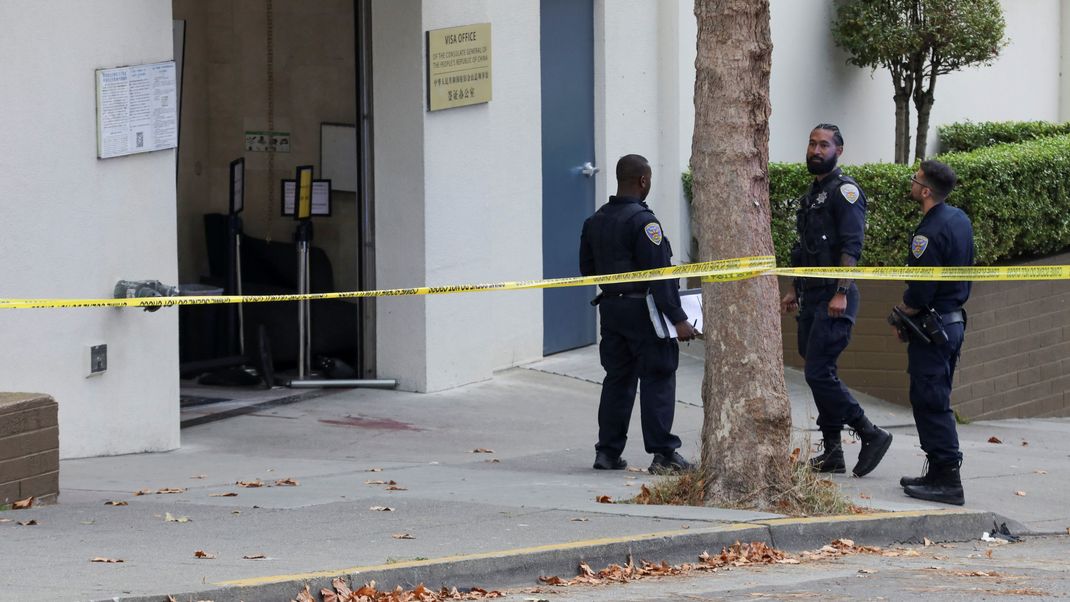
[684, 134, 1070, 267]
[938, 120, 1070, 153]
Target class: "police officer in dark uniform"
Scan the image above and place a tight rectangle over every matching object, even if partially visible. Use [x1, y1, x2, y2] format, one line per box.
[579, 154, 697, 474]
[780, 124, 892, 477]
[895, 160, 974, 506]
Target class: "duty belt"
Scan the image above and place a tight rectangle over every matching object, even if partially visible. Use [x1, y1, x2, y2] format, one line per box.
[605, 292, 648, 299]
[940, 309, 966, 325]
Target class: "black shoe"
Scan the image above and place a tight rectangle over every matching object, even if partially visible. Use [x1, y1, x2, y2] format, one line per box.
[900, 459, 933, 488]
[808, 431, 846, 474]
[593, 451, 627, 470]
[904, 462, 965, 506]
[849, 416, 893, 477]
[649, 451, 693, 474]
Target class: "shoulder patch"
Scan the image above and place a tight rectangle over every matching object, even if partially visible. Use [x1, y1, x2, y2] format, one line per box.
[643, 222, 663, 245]
[912, 235, 929, 258]
[840, 183, 861, 204]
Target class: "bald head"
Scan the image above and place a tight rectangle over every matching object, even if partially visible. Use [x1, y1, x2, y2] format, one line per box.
[615, 154, 653, 201]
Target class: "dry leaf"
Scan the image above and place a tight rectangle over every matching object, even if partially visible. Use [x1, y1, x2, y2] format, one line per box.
[17, 520, 38, 526]
[859, 493, 871, 500]
[243, 553, 267, 560]
[595, 495, 613, 504]
[1022, 441, 1029, 446]
[392, 533, 415, 540]
[369, 506, 395, 512]
[194, 550, 216, 559]
[858, 568, 877, 574]
[485, 459, 501, 463]
[104, 500, 128, 506]
[190, 475, 207, 479]
[988, 436, 1003, 444]
[90, 557, 124, 563]
[472, 448, 495, 454]
[365, 479, 397, 486]
[274, 478, 299, 487]
[293, 584, 315, 602]
[1016, 491, 1027, 496]
[986, 549, 994, 559]
[12, 497, 33, 509]
[0, 518, 11, 523]
[924, 538, 933, 547]
[133, 489, 152, 496]
[164, 512, 191, 523]
[209, 492, 238, 497]
[366, 468, 383, 472]
[237, 480, 264, 488]
[156, 488, 187, 495]
[626, 466, 646, 473]
[386, 485, 408, 491]
[570, 517, 589, 522]
[1034, 470, 1048, 475]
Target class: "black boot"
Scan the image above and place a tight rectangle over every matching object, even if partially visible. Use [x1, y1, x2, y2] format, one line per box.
[900, 458, 933, 488]
[808, 430, 846, 474]
[904, 461, 965, 506]
[849, 415, 893, 477]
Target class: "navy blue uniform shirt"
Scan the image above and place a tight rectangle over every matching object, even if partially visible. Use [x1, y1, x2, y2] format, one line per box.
[904, 202, 975, 313]
[579, 196, 687, 324]
[791, 168, 867, 269]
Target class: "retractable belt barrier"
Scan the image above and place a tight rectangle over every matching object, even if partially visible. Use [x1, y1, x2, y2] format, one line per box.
[2, 255, 1068, 310]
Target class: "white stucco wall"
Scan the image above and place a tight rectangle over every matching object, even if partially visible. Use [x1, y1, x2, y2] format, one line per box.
[768, 0, 1064, 164]
[0, 0, 179, 459]
[1062, 0, 1070, 121]
[374, 0, 542, 392]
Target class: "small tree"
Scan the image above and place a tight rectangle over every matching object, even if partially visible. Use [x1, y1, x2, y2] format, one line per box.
[833, 0, 1006, 163]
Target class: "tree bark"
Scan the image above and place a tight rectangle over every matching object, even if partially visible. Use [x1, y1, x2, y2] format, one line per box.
[692, 0, 792, 508]
[893, 92, 912, 165]
[913, 68, 938, 161]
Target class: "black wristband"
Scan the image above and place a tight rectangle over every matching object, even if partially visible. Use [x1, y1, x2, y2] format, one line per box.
[836, 285, 849, 295]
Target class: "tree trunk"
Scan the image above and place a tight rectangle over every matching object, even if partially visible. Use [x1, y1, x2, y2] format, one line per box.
[894, 93, 912, 164]
[913, 69, 938, 161]
[692, 0, 792, 508]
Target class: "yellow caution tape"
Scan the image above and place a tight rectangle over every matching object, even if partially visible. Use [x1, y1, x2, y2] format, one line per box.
[2, 256, 1068, 310]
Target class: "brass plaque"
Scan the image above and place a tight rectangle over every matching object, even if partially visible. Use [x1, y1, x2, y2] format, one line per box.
[427, 23, 492, 111]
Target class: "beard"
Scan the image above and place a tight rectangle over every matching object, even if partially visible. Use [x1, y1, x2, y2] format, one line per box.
[806, 154, 838, 175]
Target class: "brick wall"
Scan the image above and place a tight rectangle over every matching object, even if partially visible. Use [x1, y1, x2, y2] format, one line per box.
[0, 393, 58, 505]
[780, 251, 1070, 420]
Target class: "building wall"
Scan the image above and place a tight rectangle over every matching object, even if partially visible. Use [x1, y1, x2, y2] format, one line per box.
[172, 0, 360, 292]
[373, 0, 543, 392]
[781, 252, 1070, 421]
[0, 0, 179, 459]
[1062, 0, 1070, 121]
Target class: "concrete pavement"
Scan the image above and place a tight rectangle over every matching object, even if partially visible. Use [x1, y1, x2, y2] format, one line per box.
[2, 345, 1067, 601]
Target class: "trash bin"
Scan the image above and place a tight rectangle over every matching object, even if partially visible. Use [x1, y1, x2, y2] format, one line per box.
[178, 283, 227, 364]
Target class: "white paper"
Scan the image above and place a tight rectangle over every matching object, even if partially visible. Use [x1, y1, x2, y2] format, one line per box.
[283, 180, 331, 216]
[96, 62, 178, 159]
[665, 291, 703, 339]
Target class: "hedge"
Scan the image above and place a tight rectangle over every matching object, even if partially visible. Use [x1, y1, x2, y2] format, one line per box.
[938, 120, 1070, 153]
[684, 134, 1070, 267]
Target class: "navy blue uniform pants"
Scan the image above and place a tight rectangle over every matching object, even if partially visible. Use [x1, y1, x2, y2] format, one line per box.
[797, 285, 864, 430]
[595, 296, 681, 457]
[908, 322, 964, 465]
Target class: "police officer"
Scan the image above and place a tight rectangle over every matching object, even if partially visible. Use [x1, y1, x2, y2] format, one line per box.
[896, 160, 974, 506]
[579, 154, 697, 474]
[780, 124, 892, 477]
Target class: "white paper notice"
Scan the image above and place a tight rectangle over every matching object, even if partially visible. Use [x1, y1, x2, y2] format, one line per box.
[664, 291, 703, 339]
[96, 61, 178, 159]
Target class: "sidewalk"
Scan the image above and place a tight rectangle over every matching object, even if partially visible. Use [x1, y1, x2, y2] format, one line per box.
[3, 345, 1068, 601]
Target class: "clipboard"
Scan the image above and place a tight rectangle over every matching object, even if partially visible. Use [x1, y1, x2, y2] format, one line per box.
[647, 289, 703, 339]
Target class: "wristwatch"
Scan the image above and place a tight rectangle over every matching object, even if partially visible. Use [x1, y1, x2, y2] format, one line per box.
[835, 285, 849, 295]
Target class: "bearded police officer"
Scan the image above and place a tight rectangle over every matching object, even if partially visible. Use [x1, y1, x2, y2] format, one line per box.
[579, 154, 697, 475]
[780, 124, 892, 477]
[894, 160, 974, 506]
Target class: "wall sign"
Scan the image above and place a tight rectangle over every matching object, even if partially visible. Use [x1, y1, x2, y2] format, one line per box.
[426, 23, 492, 111]
[95, 61, 178, 159]
[245, 131, 291, 153]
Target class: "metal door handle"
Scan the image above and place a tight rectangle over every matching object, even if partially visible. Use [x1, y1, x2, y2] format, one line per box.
[581, 162, 599, 177]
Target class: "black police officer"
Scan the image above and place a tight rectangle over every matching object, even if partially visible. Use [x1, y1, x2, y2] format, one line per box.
[896, 160, 974, 506]
[780, 124, 892, 477]
[579, 154, 697, 474]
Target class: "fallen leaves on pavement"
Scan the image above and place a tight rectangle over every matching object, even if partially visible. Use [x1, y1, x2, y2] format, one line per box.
[369, 506, 395, 512]
[366, 480, 397, 486]
[237, 480, 264, 488]
[164, 512, 191, 523]
[312, 578, 503, 602]
[194, 550, 216, 559]
[366, 468, 383, 472]
[17, 520, 38, 526]
[104, 500, 128, 506]
[90, 557, 124, 563]
[12, 497, 33, 509]
[392, 533, 415, 540]
[134, 487, 187, 495]
[209, 492, 238, 497]
[595, 495, 614, 504]
[988, 436, 1003, 444]
[243, 553, 267, 560]
[1016, 491, 1027, 497]
[386, 485, 408, 491]
[471, 448, 495, 454]
[274, 478, 300, 487]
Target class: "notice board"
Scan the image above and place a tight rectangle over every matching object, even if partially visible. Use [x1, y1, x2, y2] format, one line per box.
[96, 61, 178, 159]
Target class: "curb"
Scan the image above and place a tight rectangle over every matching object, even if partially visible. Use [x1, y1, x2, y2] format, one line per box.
[105, 508, 1013, 602]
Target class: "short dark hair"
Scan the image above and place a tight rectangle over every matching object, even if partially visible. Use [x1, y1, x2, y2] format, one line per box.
[813, 123, 844, 147]
[920, 160, 957, 201]
[616, 154, 651, 183]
